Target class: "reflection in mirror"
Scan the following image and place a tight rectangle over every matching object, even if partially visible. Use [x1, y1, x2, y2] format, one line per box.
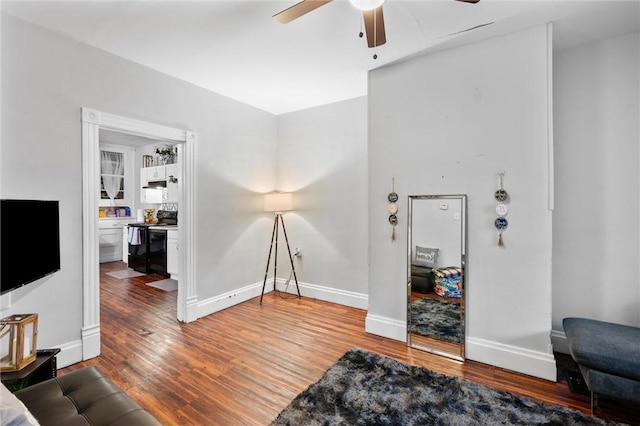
[407, 195, 467, 361]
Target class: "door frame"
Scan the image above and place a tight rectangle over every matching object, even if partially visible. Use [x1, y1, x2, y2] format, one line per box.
[81, 107, 197, 360]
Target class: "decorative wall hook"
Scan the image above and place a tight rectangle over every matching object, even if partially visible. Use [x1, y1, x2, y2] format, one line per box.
[388, 177, 398, 241]
[494, 170, 509, 247]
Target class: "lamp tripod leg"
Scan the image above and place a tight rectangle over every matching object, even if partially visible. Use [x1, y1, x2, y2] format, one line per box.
[260, 215, 279, 304]
[279, 215, 301, 298]
[273, 215, 279, 294]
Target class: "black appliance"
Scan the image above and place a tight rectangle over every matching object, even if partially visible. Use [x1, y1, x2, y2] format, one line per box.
[127, 210, 177, 276]
[1, 199, 61, 294]
[148, 229, 168, 276]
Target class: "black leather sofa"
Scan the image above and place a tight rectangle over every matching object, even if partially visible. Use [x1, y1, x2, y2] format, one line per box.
[410, 264, 433, 293]
[14, 366, 161, 425]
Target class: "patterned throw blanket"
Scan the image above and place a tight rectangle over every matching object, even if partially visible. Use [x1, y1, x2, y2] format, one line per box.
[432, 266, 462, 298]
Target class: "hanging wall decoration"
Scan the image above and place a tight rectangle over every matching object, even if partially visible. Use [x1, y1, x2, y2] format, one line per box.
[494, 170, 509, 246]
[388, 177, 398, 241]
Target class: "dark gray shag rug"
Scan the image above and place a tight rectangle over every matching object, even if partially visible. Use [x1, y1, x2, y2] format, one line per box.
[410, 297, 461, 343]
[271, 349, 621, 426]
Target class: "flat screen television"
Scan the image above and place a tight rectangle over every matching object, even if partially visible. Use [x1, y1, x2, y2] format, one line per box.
[1, 199, 61, 295]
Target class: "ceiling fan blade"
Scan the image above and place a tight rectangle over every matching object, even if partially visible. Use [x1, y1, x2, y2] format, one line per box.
[273, 0, 333, 24]
[363, 6, 386, 48]
[455, 0, 481, 3]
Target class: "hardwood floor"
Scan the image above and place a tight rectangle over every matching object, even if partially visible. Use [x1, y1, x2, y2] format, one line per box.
[60, 261, 639, 425]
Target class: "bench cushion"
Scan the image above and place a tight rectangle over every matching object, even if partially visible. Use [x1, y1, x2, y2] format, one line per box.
[563, 317, 640, 382]
[15, 366, 161, 426]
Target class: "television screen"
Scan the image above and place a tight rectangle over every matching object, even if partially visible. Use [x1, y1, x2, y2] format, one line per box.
[1, 199, 61, 295]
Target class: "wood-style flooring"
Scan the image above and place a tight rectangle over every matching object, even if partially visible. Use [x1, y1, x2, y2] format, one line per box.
[60, 261, 640, 425]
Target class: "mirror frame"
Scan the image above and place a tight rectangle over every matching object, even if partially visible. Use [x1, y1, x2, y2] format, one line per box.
[407, 194, 467, 361]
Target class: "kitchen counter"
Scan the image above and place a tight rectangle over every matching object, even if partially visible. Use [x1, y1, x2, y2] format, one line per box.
[147, 225, 178, 230]
[99, 217, 136, 229]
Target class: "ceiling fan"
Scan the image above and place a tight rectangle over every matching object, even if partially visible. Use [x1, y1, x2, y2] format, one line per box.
[273, 0, 481, 48]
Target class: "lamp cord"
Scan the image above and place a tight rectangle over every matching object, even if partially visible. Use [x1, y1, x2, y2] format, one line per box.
[279, 267, 297, 299]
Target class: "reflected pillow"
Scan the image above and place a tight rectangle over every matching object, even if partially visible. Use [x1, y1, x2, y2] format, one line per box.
[414, 246, 439, 268]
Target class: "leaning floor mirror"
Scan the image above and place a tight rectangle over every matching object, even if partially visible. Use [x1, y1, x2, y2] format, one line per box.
[407, 194, 467, 361]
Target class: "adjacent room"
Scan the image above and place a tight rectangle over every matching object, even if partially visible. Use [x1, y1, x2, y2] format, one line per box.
[1, 0, 638, 424]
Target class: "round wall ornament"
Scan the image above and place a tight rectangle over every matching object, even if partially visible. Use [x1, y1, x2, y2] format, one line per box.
[496, 203, 508, 217]
[494, 217, 508, 230]
[494, 188, 508, 202]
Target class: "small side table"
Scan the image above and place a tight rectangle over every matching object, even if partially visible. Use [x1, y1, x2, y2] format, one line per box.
[1, 348, 61, 392]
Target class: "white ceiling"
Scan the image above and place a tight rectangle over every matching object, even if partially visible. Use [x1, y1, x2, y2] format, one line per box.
[3, 0, 639, 115]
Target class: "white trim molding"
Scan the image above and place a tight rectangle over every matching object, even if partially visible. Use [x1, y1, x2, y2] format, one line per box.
[364, 312, 557, 381]
[197, 278, 369, 319]
[365, 314, 407, 342]
[550, 329, 569, 354]
[81, 107, 197, 361]
[466, 337, 557, 381]
[546, 22, 555, 211]
[277, 279, 369, 310]
[53, 339, 84, 369]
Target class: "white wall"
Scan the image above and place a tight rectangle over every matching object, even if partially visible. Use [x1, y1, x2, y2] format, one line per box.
[411, 198, 463, 268]
[552, 32, 640, 352]
[0, 14, 277, 366]
[3, 9, 636, 380]
[367, 26, 556, 380]
[276, 98, 369, 307]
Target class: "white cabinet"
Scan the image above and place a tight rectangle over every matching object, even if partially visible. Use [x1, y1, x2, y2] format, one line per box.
[166, 163, 179, 203]
[167, 229, 179, 279]
[140, 167, 148, 188]
[99, 228, 122, 263]
[122, 226, 129, 263]
[140, 167, 163, 203]
[99, 219, 134, 263]
[146, 165, 166, 182]
[140, 165, 172, 204]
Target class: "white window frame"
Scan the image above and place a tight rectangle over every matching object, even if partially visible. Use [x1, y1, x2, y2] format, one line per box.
[98, 144, 134, 207]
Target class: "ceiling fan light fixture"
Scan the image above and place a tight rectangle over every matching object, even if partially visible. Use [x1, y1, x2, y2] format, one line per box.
[349, 0, 385, 11]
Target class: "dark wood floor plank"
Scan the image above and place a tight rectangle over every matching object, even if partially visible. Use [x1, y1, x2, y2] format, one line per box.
[59, 261, 639, 425]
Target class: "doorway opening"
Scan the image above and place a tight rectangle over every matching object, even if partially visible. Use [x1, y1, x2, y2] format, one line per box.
[81, 108, 197, 361]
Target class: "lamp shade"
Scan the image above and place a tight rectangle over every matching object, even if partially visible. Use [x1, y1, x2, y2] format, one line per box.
[264, 192, 293, 213]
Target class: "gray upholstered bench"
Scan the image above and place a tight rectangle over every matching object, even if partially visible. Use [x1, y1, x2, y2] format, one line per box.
[563, 317, 640, 414]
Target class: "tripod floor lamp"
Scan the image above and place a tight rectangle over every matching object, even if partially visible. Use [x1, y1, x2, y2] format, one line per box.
[260, 192, 300, 304]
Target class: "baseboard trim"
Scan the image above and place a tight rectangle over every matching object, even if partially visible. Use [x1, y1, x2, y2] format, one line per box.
[197, 278, 369, 318]
[550, 328, 569, 354]
[197, 281, 264, 318]
[276, 279, 368, 310]
[55, 340, 84, 369]
[364, 313, 406, 342]
[81, 323, 100, 361]
[362, 312, 556, 381]
[467, 337, 557, 381]
[185, 295, 199, 323]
